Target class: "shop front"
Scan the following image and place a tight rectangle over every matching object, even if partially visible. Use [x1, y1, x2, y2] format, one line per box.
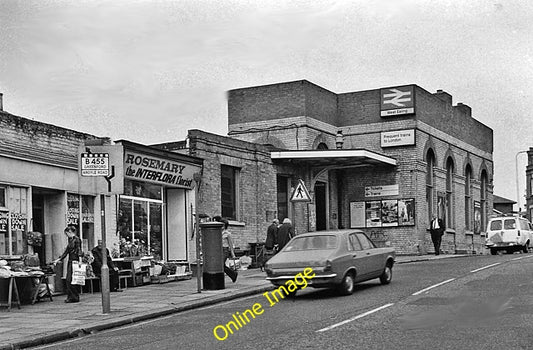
[113, 141, 203, 264]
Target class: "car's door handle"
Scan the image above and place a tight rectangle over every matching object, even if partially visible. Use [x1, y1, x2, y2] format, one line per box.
[352, 254, 357, 257]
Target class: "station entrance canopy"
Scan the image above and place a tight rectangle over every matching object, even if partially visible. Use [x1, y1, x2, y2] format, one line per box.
[270, 149, 397, 168]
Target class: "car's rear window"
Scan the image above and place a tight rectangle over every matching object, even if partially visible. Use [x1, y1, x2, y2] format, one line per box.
[504, 219, 516, 230]
[284, 235, 338, 251]
[489, 220, 502, 230]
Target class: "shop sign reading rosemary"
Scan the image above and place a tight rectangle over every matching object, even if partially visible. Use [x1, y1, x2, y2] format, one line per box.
[124, 151, 197, 189]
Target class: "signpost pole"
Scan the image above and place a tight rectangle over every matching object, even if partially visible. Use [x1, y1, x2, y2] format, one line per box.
[100, 194, 110, 314]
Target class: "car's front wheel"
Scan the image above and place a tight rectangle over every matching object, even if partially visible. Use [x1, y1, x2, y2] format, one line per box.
[522, 243, 529, 254]
[379, 264, 393, 285]
[490, 248, 497, 255]
[338, 272, 355, 295]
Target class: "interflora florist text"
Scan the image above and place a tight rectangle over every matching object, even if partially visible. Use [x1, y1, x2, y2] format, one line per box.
[212, 267, 315, 341]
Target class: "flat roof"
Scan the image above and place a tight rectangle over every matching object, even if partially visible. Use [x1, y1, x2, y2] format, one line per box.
[270, 149, 397, 167]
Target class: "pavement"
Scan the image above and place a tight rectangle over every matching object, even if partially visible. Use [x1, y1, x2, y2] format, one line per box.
[0, 254, 469, 349]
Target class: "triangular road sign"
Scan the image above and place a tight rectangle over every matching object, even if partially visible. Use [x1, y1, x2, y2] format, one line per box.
[290, 179, 312, 202]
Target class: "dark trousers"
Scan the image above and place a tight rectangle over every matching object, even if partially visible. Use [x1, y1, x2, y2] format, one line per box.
[93, 266, 120, 291]
[66, 260, 80, 301]
[223, 247, 238, 281]
[431, 232, 442, 255]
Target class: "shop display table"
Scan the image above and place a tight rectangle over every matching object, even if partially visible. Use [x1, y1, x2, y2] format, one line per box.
[0, 276, 21, 311]
[31, 274, 55, 304]
[113, 256, 152, 288]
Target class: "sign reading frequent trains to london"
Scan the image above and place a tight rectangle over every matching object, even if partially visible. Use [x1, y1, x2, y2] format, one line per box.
[380, 85, 415, 117]
[124, 151, 199, 190]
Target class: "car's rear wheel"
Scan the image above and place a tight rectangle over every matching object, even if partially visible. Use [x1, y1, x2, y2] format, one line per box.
[338, 272, 355, 295]
[287, 288, 298, 298]
[523, 243, 529, 253]
[490, 248, 497, 255]
[379, 264, 393, 285]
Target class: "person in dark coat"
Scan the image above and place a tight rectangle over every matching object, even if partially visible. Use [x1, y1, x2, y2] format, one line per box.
[265, 218, 279, 252]
[429, 214, 445, 255]
[53, 225, 82, 303]
[91, 240, 121, 292]
[277, 218, 294, 251]
[262, 218, 279, 271]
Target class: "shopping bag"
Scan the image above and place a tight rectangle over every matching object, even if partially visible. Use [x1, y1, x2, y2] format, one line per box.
[71, 261, 87, 286]
[225, 257, 241, 271]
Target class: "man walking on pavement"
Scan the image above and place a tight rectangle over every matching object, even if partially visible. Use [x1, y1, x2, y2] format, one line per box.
[430, 214, 445, 255]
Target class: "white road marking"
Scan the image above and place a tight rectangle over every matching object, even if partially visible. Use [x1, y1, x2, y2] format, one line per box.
[411, 278, 455, 296]
[470, 262, 501, 273]
[316, 303, 394, 332]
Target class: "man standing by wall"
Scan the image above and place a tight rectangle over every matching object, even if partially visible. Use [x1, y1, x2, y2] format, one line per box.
[430, 214, 445, 255]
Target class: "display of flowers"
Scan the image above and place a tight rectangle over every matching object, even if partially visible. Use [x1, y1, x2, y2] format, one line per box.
[26, 231, 43, 247]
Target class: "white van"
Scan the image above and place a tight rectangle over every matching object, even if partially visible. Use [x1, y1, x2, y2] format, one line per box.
[485, 216, 533, 255]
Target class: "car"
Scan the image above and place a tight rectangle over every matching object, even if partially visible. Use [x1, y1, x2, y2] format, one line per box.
[485, 215, 533, 255]
[264, 230, 396, 296]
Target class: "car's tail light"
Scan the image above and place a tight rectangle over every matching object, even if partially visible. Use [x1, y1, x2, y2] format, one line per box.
[324, 260, 332, 272]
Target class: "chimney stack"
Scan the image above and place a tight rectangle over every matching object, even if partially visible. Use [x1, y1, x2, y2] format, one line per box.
[433, 89, 452, 105]
[454, 102, 472, 117]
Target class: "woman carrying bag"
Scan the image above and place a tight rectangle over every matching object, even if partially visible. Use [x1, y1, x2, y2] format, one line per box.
[53, 225, 82, 303]
[221, 219, 238, 283]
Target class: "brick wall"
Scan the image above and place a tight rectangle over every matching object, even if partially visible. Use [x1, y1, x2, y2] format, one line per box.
[186, 130, 278, 250]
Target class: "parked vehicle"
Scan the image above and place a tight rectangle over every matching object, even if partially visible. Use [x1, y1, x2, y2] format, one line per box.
[485, 215, 533, 255]
[264, 230, 396, 296]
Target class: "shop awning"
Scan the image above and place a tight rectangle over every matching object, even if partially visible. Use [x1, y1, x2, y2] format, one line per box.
[270, 149, 397, 167]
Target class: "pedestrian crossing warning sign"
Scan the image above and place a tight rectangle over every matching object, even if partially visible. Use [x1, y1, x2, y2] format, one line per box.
[290, 179, 312, 202]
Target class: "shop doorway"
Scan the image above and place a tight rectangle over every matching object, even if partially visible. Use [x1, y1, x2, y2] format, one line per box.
[31, 194, 45, 266]
[166, 188, 187, 261]
[315, 182, 327, 231]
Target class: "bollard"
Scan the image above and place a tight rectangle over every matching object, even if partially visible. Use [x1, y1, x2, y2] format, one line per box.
[200, 221, 225, 290]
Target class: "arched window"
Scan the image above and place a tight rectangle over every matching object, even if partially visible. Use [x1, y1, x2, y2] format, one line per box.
[426, 149, 436, 222]
[446, 157, 454, 229]
[317, 143, 328, 150]
[480, 170, 488, 233]
[465, 165, 473, 230]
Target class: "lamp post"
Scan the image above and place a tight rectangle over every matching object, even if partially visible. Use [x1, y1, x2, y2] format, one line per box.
[516, 150, 527, 214]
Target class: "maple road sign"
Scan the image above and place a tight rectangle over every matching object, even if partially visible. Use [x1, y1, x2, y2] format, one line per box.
[380, 85, 415, 117]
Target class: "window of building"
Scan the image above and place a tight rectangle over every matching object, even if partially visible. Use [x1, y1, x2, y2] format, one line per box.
[446, 157, 454, 229]
[221, 165, 239, 220]
[465, 165, 472, 230]
[277, 175, 289, 221]
[118, 196, 163, 259]
[0, 187, 5, 208]
[67, 193, 95, 252]
[480, 170, 488, 233]
[0, 186, 29, 256]
[124, 179, 162, 200]
[426, 150, 436, 223]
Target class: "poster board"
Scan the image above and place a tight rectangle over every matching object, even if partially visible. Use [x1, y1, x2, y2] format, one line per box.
[350, 199, 415, 228]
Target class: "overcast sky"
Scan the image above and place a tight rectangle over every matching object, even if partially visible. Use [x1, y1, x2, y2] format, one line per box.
[1, 0, 532, 209]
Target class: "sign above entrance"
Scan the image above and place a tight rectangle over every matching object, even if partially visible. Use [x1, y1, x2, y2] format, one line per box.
[124, 151, 201, 190]
[290, 179, 312, 202]
[365, 184, 399, 198]
[380, 85, 415, 117]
